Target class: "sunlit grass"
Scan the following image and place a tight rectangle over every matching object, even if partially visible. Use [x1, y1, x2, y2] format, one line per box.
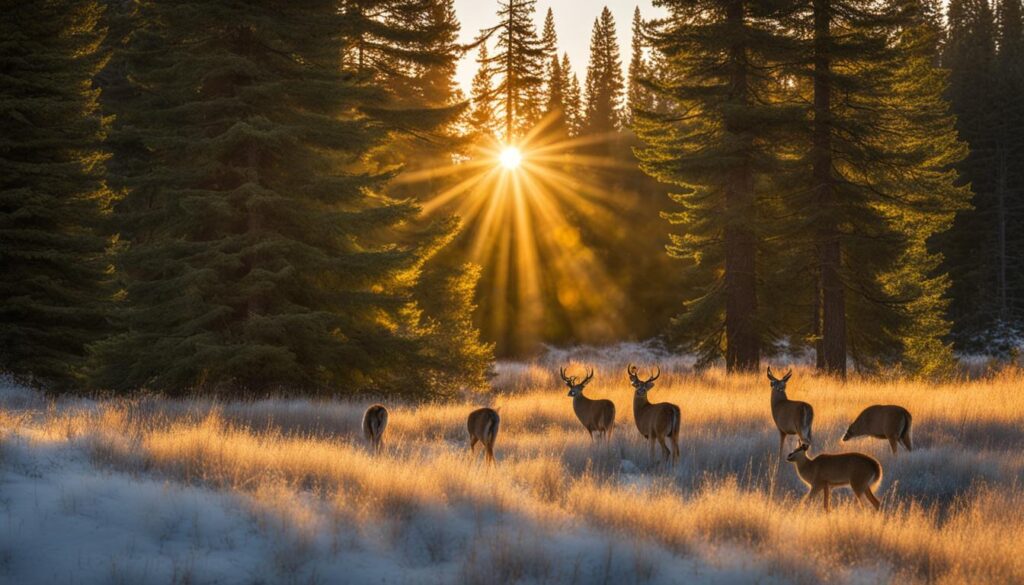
[3, 363, 1024, 583]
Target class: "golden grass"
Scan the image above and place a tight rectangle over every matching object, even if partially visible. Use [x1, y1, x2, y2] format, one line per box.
[3, 364, 1024, 583]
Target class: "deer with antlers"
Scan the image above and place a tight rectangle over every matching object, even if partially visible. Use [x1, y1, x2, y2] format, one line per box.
[628, 365, 680, 465]
[767, 367, 815, 462]
[560, 367, 615, 440]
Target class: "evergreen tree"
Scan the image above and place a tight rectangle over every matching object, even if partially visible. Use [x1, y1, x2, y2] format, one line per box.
[626, 6, 653, 127]
[539, 7, 568, 134]
[480, 0, 547, 142]
[636, 0, 801, 371]
[470, 44, 501, 140]
[562, 54, 583, 136]
[0, 0, 114, 390]
[582, 7, 625, 134]
[94, 0, 465, 396]
[941, 0, 1010, 349]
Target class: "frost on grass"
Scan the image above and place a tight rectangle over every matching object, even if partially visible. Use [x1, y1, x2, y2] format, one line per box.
[2, 356, 1024, 584]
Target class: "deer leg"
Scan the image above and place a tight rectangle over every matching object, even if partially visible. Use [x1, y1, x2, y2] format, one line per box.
[888, 436, 899, 455]
[823, 485, 831, 513]
[670, 435, 680, 466]
[469, 437, 478, 454]
[656, 435, 670, 462]
[865, 488, 881, 511]
[778, 431, 787, 462]
[588, 428, 594, 441]
[485, 441, 495, 464]
[803, 484, 823, 507]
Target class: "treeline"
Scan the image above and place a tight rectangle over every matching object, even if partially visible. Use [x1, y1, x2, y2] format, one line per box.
[1, 0, 492, 396]
[2, 0, 1022, 394]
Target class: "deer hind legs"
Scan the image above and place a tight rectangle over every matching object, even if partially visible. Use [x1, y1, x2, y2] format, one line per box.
[889, 436, 899, 455]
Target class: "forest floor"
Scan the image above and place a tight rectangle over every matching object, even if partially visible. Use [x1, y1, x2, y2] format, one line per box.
[1, 348, 1023, 584]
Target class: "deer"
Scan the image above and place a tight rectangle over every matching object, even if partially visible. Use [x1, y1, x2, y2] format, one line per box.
[767, 367, 814, 462]
[467, 407, 500, 464]
[842, 405, 913, 455]
[362, 404, 388, 452]
[786, 443, 884, 512]
[561, 367, 615, 440]
[628, 364, 680, 465]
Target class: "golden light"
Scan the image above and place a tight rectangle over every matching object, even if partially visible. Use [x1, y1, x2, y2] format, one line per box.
[498, 146, 523, 170]
[393, 113, 631, 354]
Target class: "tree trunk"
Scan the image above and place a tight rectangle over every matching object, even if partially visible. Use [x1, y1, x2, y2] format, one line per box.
[724, 0, 759, 373]
[813, 0, 846, 377]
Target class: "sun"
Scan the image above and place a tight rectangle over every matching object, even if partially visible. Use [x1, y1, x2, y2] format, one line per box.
[499, 146, 523, 170]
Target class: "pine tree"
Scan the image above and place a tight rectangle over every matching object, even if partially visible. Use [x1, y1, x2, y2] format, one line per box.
[626, 7, 653, 127]
[562, 54, 583, 136]
[0, 0, 114, 390]
[582, 7, 625, 134]
[470, 44, 500, 140]
[941, 0, 1007, 349]
[636, 0, 802, 371]
[481, 0, 547, 142]
[94, 0, 464, 396]
[538, 8, 567, 131]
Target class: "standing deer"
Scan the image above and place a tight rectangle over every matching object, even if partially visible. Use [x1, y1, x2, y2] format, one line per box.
[467, 407, 500, 464]
[768, 367, 814, 461]
[362, 404, 388, 452]
[628, 365, 680, 465]
[786, 443, 884, 512]
[561, 367, 615, 440]
[842, 405, 913, 455]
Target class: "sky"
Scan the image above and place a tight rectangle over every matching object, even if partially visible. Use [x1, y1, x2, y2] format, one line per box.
[452, 1, 666, 94]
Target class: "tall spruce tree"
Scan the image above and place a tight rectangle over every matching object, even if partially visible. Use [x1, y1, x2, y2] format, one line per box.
[0, 0, 114, 390]
[636, 0, 801, 371]
[626, 6, 653, 127]
[562, 54, 583, 136]
[94, 0, 466, 396]
[480, 0, 547, 142]
[469, 44, 501, 139]
[582, 7, 625, 134]
[941, 0, 1004, 348]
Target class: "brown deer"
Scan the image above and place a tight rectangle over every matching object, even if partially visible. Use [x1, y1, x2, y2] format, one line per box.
[362, 404, 388, 452]
[768, 367, 814, 461]
[786, 443, 883, 512]
[842, 405, 913, 455]
[561, 367, 615, 440]
[628, 365, 680, 465]
[467, 407, 500, 464]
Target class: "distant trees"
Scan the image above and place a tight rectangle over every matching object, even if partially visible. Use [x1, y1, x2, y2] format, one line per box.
[0, 0, 114, 390]
[480, 0, 547, 142]
[942, 0, 1024, 352]
[582, 7, 625, 134]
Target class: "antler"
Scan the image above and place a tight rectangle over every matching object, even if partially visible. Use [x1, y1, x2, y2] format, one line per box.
[580, 367, 594, 386]
[767, 366, 777, 382]
[559, 367, 575, 385]
[627, 364, 638, 379]
[644, 367, 660, 384]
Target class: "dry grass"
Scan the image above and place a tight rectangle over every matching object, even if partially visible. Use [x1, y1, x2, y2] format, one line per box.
[3, 363, 1024, 584]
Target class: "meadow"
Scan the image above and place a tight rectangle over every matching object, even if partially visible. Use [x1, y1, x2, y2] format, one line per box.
[1, 347, 1023, 584]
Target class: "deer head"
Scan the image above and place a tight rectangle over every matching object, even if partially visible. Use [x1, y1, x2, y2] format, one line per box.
[627, 364, 660, 397]
[767, 366, 792, 394]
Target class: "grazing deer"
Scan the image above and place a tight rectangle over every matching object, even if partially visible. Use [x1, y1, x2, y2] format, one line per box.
[842, 405, 913, 455]
[362, 404, 388, 452]
[786, 443, 883, 512]
[561, 367, 615, 440]
[767, 367, 814, 461]
[467, 407, 500, 464]
[628, 365, 680, 465]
